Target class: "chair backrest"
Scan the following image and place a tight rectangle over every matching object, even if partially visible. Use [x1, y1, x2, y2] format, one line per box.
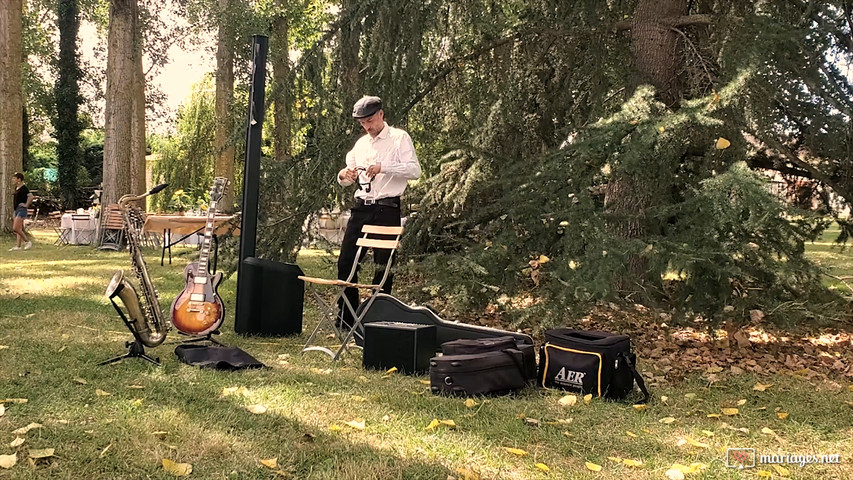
[342, 224, 404, 286]
[102, 205, 124, 230]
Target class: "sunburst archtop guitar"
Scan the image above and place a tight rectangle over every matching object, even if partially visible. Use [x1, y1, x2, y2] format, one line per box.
[170, 178, 228, 336]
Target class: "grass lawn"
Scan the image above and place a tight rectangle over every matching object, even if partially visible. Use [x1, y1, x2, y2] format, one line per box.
[0, 228, 852, 479]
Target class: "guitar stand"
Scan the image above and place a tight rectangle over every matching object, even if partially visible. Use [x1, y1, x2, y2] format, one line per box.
[98, 298, 161, 366]
[178, 331, 226, 347]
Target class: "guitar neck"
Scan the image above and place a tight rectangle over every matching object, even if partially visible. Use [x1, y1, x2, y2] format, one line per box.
[197, 200, 218, 275]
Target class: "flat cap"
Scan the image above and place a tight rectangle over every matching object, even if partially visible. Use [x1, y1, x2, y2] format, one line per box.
[352, 96, 383, 119]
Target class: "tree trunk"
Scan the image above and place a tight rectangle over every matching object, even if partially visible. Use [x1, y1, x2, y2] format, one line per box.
[56, 0, 82, 209]
[214, 0, 235, 213]
[629, 0, 685, 108]
[339, 0, 362, 108]
[0, 0, 23, 232]
[103, 0, 136, 206]
[271, 3, 292, 163]
[131, 9, 147, 199]
[605, 0, 687, 297]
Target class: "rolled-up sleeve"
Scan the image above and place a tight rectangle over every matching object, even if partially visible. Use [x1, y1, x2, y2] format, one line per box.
[380, 132, 421, 180]
[338, 150, 356, 186]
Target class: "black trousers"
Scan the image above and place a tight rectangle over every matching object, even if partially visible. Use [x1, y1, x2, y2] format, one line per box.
[337, 203, 401, 326]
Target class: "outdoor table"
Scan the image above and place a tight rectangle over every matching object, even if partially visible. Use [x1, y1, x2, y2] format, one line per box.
[142, 215, 239, 266]
[60, 213, 98, 245]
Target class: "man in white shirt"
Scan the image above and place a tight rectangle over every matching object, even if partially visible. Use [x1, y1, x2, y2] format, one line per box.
[336, 96, 421, 328]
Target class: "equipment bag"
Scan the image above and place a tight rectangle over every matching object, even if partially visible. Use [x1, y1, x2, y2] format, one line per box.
[430, 350, 527, 396]
[441, 336, 537, 383]
[538, 329, 649, 402]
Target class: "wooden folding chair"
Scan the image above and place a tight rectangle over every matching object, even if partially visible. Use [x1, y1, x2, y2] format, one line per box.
[299, 224, 403, 360]
[98, 204, 125, 250]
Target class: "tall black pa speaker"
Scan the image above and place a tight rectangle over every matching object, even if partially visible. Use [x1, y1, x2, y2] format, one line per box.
[235, 257, 304, 336]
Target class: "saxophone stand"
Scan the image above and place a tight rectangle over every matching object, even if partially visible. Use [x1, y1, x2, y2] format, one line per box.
[98, 298, 161, 366]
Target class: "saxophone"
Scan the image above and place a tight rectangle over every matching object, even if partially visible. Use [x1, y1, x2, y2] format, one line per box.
[105, 184, 171, 347]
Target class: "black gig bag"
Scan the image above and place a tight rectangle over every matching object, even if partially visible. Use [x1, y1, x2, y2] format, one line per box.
[441, 336, 537, 383]
[430, 350, 527, 396]
[538, 329, 649, 402]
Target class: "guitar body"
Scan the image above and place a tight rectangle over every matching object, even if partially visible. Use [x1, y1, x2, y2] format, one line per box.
[170, 262, 225, 336]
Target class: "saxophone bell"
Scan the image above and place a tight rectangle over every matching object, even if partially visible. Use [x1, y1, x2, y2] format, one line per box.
[106, 270, 167, 348]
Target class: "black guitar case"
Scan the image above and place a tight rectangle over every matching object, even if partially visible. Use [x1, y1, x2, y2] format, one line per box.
[356, 294, 533, 348]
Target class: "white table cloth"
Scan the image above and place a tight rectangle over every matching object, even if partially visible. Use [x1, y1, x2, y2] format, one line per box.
[60, 213, 98, 245]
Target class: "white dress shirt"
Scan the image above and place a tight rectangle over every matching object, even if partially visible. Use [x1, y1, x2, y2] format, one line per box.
[338, 123, 421, 201]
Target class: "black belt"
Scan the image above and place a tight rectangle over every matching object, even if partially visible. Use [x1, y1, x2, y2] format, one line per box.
[356, 196, 401, 208]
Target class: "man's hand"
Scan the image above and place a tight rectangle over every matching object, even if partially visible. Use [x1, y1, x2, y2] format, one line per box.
[366, 164, 382, 177]
[339, 168, 359, 182]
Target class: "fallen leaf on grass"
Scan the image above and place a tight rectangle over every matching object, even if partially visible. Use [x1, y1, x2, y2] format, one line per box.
[761, 427, 776, 435]
[12, 423, 42, 435]
[418, 380, 430, 385]
[3, 398, 27, 404]
[95, 389, 111, 397]
[99, 444, 112, 458]
[756, 471, 773, 477]
[72, 377, 88, 385]
[706, 413, 721, 418]
[706, 366, 723, 374]
[10, 437, 24, 447]
[246, 404, 267, 414]
[753, 383, 773, 392]
[351, 395, 367, 402]
[328, 424, 343, 431]
[344, 420, 365, 430]
[701, 430, 714, 437]
[684, 393, 696, 399]
[310, 368, 332, 375]
[0, 345, 8, 349]
[558, 395, 577, 407]
[222, 386, 248, 397]
[632, 404, 647, 411]
[736, 399, 747, 406]
[721, 408, 739, 416]
[777, 412, 789, 420]
[260, 458, 278, 469]
[151, 431, 168, 440]
[623, 459, 643, 467]
[0, 404, 4, 417]
[659, 417, 676, 424]
[534, 462, 550, 472]
[585, 461, 601, 472]
[626, 431, 638, 438]
[28, 448, 54, 459]
[686, 437, 709, 448]
[127, 384, 144, 389]
[772, 465, 790, 476]
[0, 454, 16, 469]
[584, 394, 593, 404]
[384, 367, 398, 375]
[162, 458, 192, 476]
[464, 399, 478, 408]
[660, 395, 669, 403]
[502, 447, 528, 456]
[665, 468, 685, 480]
[456, 467, 480, 480]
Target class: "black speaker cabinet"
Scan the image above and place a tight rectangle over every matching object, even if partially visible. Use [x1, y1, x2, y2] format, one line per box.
[235, 257, 304, 336]
[362, 322, 437, 374]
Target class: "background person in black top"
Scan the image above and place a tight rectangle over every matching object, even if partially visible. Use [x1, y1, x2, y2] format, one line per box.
[10, 172, 34, 251]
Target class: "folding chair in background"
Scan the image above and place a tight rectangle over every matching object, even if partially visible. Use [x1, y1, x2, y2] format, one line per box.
[299, 224, 403, 360]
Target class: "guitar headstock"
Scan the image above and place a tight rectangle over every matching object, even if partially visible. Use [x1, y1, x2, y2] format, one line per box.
[210, 177, 229, 203]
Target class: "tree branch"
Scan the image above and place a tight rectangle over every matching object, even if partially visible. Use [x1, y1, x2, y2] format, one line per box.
[615, 14, 712, 31]
[787, 0, 853, 53]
